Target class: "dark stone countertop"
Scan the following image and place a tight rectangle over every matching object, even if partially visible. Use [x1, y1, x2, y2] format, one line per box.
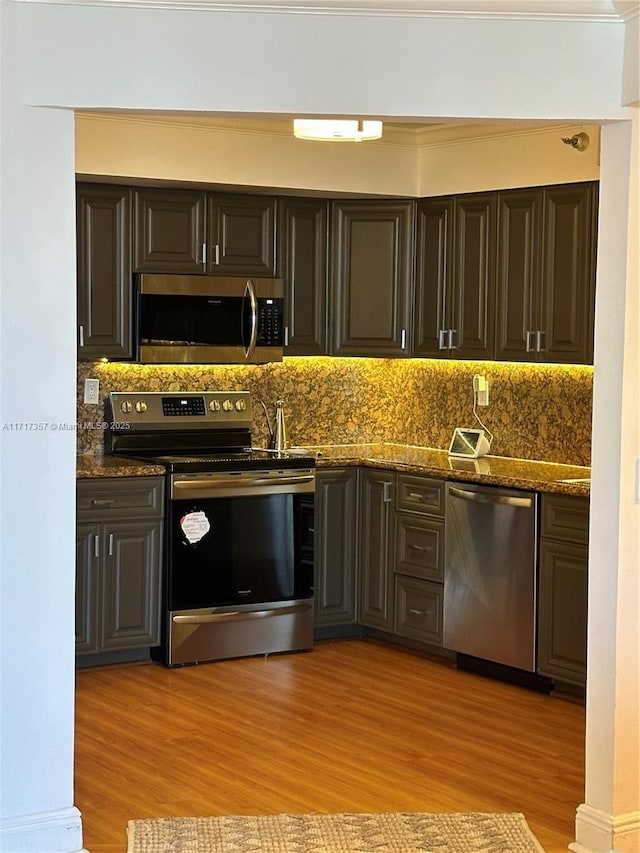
[76, 453, 165, 479]
[77, 444, 590, 496]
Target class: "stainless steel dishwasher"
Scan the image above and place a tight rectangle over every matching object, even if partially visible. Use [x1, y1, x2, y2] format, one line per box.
[444, 482, 538, 672]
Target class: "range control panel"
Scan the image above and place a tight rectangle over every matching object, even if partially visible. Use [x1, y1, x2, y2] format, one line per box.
[106, 391, 252, 430]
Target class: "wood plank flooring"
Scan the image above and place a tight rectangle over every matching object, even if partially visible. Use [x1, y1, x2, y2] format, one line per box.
[74, 638, 585, 853]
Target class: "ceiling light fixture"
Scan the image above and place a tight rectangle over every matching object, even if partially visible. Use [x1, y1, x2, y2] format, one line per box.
[293, 119, 383, 142]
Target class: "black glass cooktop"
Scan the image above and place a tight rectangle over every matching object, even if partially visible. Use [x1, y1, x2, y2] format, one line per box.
[119, 449, 316, 474]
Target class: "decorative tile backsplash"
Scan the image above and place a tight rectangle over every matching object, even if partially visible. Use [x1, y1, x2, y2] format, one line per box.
[77, 357, 593, 466]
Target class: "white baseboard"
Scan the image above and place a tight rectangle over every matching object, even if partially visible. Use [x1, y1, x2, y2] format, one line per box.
[570, 803, 640, 853]
[0, 806, 88, 853]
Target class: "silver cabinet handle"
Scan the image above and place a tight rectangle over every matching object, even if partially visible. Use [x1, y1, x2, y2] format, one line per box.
[94, 534, 100, 559]
[79, 325, 85, 348]
[409, 608, 425, 616]
[284, 326, 289, 347]
[201, 243, 207, 266]
[401, 328, 406, 350]
[448, 329, 457, 350]
[409, 544, 427, 552]
[91, 498, 114, 507]
[214, 244, 220, 266]
[439, 329, 448, 350]
[383, 481, 392, 503]
[526, 330, 535, 352]
[449, 485, 532, 508]
[243, 279, 258, 360]
[536, 330, 545, 352]
[408, 492, 424, 500]
[108, 533, 114, 556]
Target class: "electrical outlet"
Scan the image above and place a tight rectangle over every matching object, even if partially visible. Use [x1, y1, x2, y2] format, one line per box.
[473, 374, 490, 407]
[84, 378, 100, 405]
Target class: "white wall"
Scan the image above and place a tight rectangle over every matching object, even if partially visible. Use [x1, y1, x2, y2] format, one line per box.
[0, 2, 638, 852]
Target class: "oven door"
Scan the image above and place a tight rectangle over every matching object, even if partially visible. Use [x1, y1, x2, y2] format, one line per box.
[168, 469, 315, 611]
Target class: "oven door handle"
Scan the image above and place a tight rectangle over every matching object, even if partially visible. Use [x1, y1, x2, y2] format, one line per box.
[171, 473, 315, 499]
[172, 603, 312, 625]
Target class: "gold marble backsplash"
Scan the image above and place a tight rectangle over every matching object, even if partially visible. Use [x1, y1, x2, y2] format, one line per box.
[77, 357, 593, 466]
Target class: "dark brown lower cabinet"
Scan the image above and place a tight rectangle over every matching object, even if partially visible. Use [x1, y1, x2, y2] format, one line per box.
[394, 576, 443, 646]
[537, 494, 589, 687]
[76, 477, 164, 660]
[358, 469, 395, 631]
[393, 474, 445, 647]
[314, 469, 358, 628]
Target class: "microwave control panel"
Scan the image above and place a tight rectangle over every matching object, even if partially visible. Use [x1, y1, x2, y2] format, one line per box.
[257, 298, 283, 346]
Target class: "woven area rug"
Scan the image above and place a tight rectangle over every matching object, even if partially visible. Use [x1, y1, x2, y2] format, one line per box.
[126, 811, 545, 853]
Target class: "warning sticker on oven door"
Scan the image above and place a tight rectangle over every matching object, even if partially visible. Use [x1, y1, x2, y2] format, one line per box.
[180, 510, 211, 544]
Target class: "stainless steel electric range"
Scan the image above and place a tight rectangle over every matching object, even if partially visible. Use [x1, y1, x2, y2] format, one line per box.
[105, 391, 316, 667]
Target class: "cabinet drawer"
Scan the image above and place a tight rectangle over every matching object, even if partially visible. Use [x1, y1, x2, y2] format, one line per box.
[77, 477, 164, 519]
[394, 576, 443, 646]
[541, 494, 589, 544]
[396, 475, 445, 517]
[394, 514, 444, 582]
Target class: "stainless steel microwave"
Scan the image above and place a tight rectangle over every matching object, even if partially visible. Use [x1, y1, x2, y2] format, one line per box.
[135, 274, 284, 364]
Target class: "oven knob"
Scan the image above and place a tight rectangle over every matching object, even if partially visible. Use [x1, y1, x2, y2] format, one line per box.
[120, 401, 133, 414]
[235, 400, 246, 412]
[209, 400, 221, 413]
[222, 399, 233, 412]
[135, 401, 147, 413]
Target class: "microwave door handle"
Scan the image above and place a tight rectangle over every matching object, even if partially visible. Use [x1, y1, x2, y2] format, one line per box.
[244, 279, 258, 360]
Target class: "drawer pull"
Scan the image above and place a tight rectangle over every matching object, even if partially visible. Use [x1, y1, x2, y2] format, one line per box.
[408, 492, 424, 500]
[409, 544, 427, 552]
[409, 608, 424, 616]
[91, 498, 114, 507]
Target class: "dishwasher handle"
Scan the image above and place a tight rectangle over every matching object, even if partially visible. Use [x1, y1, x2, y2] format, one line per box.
[448, 485, 533, 508]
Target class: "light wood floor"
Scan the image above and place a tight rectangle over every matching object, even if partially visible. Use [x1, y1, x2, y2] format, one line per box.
[75, 638, 585, 853]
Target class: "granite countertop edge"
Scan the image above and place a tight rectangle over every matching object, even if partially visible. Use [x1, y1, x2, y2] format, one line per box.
[77, 444, 590, 497]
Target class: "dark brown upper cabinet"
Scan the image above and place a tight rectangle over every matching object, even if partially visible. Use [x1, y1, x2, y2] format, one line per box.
[207, 194, 276, 276]
[133, 188, 276, 276]
[133, 188, 206, 273]
[278, 197, 329, 355]
[331, 200, 414, 357]
[77, 184, 133, 360]
[414, 194, 496, 360]
[496, 181, 597, 364]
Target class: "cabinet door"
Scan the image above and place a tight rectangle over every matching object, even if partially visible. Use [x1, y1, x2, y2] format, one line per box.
[279, 198, 329, 355]
[358, 470, 394, 631]
[314, 469, 358, 627]
[538, 182, 597, 364]
[100, 519, 162, 651]
[450, 194, 496, 359]
[414, 198, 454, 358]
[133, 188, 206, 273]
[495, 189, 542, 362]
[537, 538, 588, 686]
[76, 184, 132, 360]
[207, 195, 276, 275]
[75, 522, 101, 654]
[331, 201, 414, 357]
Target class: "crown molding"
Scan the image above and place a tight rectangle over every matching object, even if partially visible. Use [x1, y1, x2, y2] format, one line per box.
[18, 0, 638, 22]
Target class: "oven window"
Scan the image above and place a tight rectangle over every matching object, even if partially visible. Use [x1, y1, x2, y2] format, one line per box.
[169, 493, 313, 610]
